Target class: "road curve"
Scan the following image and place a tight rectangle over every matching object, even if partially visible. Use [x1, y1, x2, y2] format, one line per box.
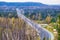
[16, 8, 54, 40]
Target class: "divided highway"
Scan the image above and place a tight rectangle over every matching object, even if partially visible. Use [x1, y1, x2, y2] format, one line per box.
[16, 8, 54, 40]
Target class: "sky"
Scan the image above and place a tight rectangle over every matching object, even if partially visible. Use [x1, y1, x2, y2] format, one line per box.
[0, 0, 60, 5]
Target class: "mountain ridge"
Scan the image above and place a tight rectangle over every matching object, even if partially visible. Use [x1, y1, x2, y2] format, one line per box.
[0, 2, 60, 9]
[0, 2, 48, 6]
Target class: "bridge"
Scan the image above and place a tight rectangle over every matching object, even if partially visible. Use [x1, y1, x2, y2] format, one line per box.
[16, 8, 54, 40]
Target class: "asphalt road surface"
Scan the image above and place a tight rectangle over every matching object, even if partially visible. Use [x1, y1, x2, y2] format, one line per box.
[16, 8, 54, 40]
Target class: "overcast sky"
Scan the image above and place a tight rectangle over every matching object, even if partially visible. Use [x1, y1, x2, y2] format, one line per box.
[0, 0, 60, 5]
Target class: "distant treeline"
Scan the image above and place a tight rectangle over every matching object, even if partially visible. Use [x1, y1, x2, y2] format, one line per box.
[0, 8, 60, 20]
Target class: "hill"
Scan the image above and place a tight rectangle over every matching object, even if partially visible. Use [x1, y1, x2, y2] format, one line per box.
[0, 2, 47, 6]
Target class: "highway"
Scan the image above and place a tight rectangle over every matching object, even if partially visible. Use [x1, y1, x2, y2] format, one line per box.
[16, 8, 54, 40]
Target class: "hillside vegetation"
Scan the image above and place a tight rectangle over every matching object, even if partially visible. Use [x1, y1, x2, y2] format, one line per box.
[0, 17, 40, 40]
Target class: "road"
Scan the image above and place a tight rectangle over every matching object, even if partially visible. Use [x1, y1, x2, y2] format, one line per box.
[16, 8, 54, 40]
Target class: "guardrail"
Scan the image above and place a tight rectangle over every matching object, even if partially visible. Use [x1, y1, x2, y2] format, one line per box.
[16, 8, 54, 40]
